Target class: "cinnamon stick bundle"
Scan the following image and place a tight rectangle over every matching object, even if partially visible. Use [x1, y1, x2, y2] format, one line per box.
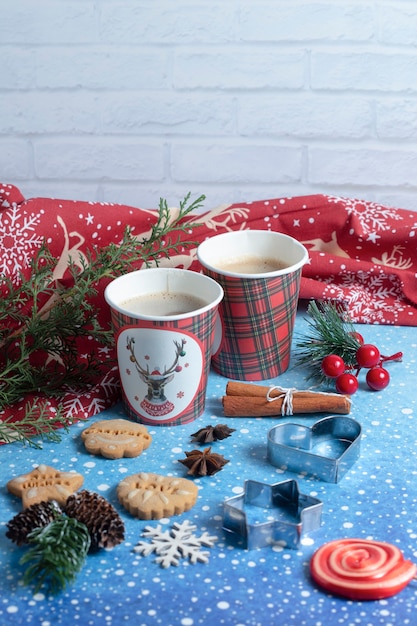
[222, 381, 351, 417]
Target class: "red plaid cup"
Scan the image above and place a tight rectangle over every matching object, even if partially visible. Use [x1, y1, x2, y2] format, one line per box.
[197, 230, 308, 381]
[104, 268, 223, 426]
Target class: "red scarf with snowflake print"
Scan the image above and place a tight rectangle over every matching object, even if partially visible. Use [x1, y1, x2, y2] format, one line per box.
[0, 183, 416, 431]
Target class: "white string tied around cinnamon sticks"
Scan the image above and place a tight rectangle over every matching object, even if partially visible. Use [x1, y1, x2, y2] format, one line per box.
[266, 385, 352, 417]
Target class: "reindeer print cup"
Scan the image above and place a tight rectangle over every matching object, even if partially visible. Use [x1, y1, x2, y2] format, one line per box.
[104, 268, 223, 426]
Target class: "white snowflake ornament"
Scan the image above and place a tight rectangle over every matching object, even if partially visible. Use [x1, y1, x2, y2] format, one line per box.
[133, 520, 217, 568]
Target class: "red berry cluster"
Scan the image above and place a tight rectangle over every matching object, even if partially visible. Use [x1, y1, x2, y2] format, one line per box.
[321, 340, 402, 395]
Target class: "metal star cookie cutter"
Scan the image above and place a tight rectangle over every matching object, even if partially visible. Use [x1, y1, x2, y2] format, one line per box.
[222, 479, 322, 550]
[267, 416, 362, 483]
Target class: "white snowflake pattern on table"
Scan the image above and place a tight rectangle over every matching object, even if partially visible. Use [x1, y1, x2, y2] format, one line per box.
[133, 520, 217, 568]
[0, 203, 44, 279]
[320, 269, 405, 323]
[327, 195, 402, 237]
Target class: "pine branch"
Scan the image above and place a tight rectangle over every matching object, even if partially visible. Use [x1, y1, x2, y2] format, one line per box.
[20, 516, 91, 594]
[295, 300, 361, 383]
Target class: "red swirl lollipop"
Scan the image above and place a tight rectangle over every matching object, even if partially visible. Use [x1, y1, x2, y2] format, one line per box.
[310, 539, 416, 600]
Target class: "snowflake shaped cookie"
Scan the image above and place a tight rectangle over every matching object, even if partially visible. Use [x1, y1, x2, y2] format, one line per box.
[133, 520, 217, 568]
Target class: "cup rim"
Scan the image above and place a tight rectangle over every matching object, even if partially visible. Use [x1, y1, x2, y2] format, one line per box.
[197, 230, 309, 278]
[104, 267, 224, 321]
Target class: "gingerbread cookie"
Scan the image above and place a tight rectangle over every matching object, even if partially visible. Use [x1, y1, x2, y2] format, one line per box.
[81, 418, 152, 459]
[6, 464, 84, 509]
[117, 472, 198, 520]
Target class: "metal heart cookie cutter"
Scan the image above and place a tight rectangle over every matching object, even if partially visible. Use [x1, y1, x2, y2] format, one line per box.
[222, 478, 322, 550]
[267, 416, 362, 483]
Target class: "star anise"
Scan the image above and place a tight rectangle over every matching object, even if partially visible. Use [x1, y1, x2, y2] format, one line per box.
[178, 447, 229, 477]
[191, 424, 236, 444]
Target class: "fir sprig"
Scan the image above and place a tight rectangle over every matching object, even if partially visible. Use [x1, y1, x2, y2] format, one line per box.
[0, 401, 70, 448]
[145, 192, 205, 255]
[20, 516, 91, 594]
[295, 300, 361, 383]
[0, 193, 204, 446]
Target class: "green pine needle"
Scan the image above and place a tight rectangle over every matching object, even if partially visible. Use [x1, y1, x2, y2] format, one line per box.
[295, 300, 361, 383]
[20, 516, 91, 595]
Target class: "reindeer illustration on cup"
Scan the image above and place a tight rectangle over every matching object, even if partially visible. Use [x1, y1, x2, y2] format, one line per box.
[126, 336, 187, 417]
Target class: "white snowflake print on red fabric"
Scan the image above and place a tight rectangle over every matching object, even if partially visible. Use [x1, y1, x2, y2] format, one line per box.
[327, 196, 402, 239]
[320, 268, 406, 324]
[0, 203, 44, 279]
[133, 520, 217, 568]
[60, 366, 120, 419]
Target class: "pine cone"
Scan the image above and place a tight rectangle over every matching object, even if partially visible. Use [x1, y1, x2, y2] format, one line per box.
[63, 490, 125, 551]
[6, 500, 61, 546]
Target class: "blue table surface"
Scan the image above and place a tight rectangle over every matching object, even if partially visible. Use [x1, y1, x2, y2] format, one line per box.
[1, 308, 417, 626]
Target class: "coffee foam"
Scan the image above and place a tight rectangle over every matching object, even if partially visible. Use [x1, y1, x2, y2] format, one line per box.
[214, 255, 288, 274]
[120, 292, 207, 316]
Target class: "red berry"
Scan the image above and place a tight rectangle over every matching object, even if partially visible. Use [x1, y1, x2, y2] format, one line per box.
[335, 373, 359, 395]
[366, 366, 390, 391]
[321, 354, 346, 378]
[350, 331, 364, 345]
[356, 344, 381, 368]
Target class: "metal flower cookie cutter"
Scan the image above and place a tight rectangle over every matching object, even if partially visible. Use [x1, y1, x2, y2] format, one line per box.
[222, 479, 322, 550]
[267, 416, 362, 483]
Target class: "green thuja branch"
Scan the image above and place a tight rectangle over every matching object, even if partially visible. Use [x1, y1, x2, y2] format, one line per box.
[145, 192, 205, 261]
[0, 193, 204, 445]
[0, 402, 70, 448]
[20, 516, 91, 594]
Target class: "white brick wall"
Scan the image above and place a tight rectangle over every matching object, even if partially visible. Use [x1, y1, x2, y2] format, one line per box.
[2, 0, 417, 212]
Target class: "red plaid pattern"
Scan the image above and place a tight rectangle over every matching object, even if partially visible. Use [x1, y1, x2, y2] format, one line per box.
[206, 269, 302, 380]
